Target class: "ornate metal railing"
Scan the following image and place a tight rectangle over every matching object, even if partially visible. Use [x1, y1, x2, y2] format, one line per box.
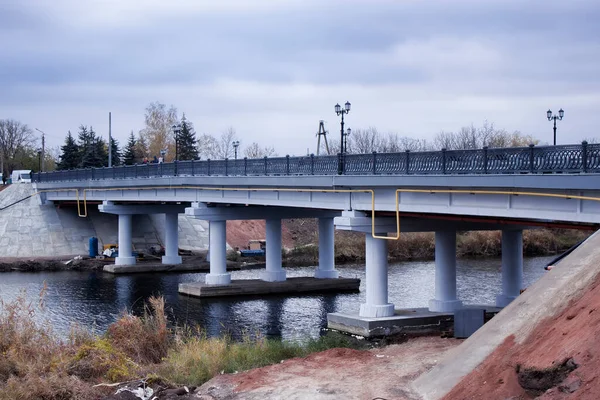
[33, 142, 600, 183]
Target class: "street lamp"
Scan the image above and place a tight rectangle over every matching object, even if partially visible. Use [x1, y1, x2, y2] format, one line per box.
[335, 101, 351, 174]
[547, 108, 564, 146]
[343, 128, 351, 155]
[171, 124, 182, 161]
[232, 140, 240, 160]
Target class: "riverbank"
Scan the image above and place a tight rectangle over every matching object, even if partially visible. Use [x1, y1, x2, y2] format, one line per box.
[0, 293, 458, 400]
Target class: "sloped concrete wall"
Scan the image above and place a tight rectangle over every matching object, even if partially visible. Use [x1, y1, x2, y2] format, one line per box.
[0, 184, 210, 257]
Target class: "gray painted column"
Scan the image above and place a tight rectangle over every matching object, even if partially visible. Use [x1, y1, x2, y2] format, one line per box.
[115, 214, 136, 265]
[315, 217, 339, 279]
[496, 230, 523, 307]
[261, 219, 286, 282]
[429, 231, 463, 312]
[162, 213, 182, 265]
[359, 234, 395, 317]
[206, 220, 231, 285]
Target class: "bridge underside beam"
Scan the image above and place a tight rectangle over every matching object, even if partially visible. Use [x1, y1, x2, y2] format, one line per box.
[185, 204, 340, 221]
[98, 202, 188, 215]
[334, 211, 533, 233]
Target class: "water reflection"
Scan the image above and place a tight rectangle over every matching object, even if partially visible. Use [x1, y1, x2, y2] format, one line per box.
[0, 256, 551, 340]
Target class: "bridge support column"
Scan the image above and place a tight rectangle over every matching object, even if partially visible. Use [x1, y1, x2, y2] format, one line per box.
[315, 217, 339, 279]
[496, 230, 523, 307]
[115, 214, 136, 265]
[360, 234, 395, 317]
[429, 231, 462, 312]
[261, 219, 286, 282]
[162, 213, 182, 265]
[206, 220, 231, 285]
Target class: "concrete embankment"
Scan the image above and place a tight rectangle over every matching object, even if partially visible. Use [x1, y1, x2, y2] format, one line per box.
[413, 229, 600, 399]
[0, 184, 209, 257]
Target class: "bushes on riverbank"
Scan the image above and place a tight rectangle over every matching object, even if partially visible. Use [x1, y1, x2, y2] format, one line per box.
[284, 228, 591, 265]
[0, 293, 359, 399]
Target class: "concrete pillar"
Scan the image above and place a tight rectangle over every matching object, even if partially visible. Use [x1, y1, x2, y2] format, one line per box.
[162, 213, 182, 265]
[206, 220, 231, 285]
[496, 230, 523, 307]
[261, 219, 286, 282]
[115, 214, 136, 265]
[429, 231, 463, 312]
[315, 217, 339, 279]
[359, 234, 395, 317]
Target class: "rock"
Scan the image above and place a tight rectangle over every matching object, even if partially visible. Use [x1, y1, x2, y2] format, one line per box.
[559, 375, 582, 393]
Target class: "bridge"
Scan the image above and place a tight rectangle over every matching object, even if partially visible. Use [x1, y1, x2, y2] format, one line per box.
[33, 142, 600, 335]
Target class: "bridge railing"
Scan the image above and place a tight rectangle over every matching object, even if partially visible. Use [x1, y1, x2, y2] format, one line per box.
[33, 142, 600, 183]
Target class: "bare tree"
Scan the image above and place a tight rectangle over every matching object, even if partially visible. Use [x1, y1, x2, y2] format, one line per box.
[244, 142, 277, 158]
[197, 133, 219, 159]
[0, 119, 37, 174]
[348, 127, 384, 154]
[218, 127, 237, 159]
[433, 121, 539, 150]
[139, 102, 178, 160]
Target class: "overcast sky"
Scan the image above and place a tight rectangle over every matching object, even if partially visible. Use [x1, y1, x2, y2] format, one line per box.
[2, 0, 599, 155]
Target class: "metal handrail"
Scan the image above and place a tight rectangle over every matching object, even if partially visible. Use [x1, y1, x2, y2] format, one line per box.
[34, 141, 600, 183]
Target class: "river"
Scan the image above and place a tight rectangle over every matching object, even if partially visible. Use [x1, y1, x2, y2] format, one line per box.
[0, 256, 550, 341]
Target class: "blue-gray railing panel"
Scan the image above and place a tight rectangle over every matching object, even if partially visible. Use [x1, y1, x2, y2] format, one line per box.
[34, 142, 599, 183]
[588, 143, 600, 172]
[486, 147, 530, 173]
[409, 151, 443, 174]
[375, 152, 407, 174]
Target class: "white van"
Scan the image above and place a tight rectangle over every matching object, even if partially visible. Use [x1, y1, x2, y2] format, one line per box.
[11, 170, 32, 183]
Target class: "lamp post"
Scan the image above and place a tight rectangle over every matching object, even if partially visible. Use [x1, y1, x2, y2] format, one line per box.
[171, 124, 182, 161]
[232, 140, 240, 160]
[547, 108, 564, 146]
[343, 127, 351, 155]
[335, 101, 351, 174]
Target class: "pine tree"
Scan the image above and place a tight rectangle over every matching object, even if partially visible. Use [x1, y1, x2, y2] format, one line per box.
[123, 131, 137, 165]
[109, 137, 122, 166]
[78, 125, 107, 168]
[58, 131, 80, 170]
[177, 114, 199, 161]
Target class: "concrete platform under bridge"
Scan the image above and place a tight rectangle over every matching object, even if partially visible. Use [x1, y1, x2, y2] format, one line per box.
[327, 305, 502, 338]
[179, 277, 360, 298]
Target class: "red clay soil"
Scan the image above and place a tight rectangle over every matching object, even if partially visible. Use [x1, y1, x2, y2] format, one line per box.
[444, 274, 600, 400]
[226, 220, 295, 250]
[196, 336, 461, 400]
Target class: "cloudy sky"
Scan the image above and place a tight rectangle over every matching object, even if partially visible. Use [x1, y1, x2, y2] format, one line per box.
[2, 0, 599, 156]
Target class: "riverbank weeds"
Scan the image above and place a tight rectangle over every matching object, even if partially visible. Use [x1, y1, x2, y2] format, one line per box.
[0, 291, 364, 400]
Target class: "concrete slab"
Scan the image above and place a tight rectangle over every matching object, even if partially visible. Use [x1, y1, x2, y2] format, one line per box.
[104, 263, 211, 274]
[328, 305, 502, 338]
[179, 277, 361, 298]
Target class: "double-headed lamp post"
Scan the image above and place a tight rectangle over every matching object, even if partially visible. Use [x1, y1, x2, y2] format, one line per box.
[171, 124, 182, 161]
[232, 140, 240, 160]
[335, 101, 351, 174]
[547, 108, 564, 146]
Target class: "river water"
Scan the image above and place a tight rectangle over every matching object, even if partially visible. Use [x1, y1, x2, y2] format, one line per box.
[0, 257, 550, 341]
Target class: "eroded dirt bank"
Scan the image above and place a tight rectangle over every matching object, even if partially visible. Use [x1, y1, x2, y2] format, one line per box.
[195, 336, 461, 400]
[443, 274, 600, 400]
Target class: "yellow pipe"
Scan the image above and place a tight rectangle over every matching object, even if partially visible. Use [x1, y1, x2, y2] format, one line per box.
[62, 185, 600, 241]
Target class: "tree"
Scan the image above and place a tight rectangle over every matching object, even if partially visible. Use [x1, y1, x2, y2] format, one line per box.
[58, 131, 80, 170]
[78, 125, 107, 168]
[177, 115, 198, 161]
[123, 131, 137, 165]
[134, 133, 149, 162]
[433, 121, 539, 150]
[109, 137, 122, 166]
[0, 119, 37, 175]
[139, 102, 178, 160]
[244, 142, 277, 159]
[197, 127, 239, 159]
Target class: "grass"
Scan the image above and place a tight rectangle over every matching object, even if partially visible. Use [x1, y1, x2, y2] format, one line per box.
[0, 292, 362, 399]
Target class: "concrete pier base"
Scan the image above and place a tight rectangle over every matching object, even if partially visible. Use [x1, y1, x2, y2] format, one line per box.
[496, 230, 524, 307]
[179, 277, 360, 298]
[328, 305, 502, 338]
[429, 231, 463, 312]
[115, 214, 136, 266]
[261, 219, 286, 282]
[314, 217, 339, 279]
[206, 220, 231, 285]
[162, 213, 182, 265]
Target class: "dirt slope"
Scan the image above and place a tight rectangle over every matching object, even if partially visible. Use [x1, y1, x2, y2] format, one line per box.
[195, 336, 461, 400]
[444, 273, 600, 399]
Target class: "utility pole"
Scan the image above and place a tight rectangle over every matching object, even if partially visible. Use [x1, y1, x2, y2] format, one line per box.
[108, 112, 112, 167]
[35, 128, 46, 172]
